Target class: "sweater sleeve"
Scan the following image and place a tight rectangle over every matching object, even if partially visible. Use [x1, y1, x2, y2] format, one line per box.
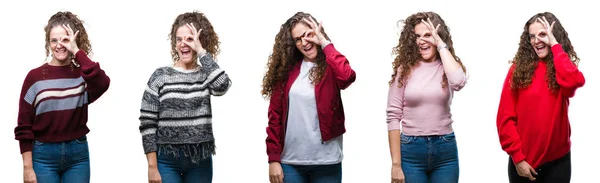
[199, 54, 232, 96]
[386, 69, 404, 131]
[14, 71, 36, 154]
[496, 65, 526, 164]
[139, 69, 162, 154]
[551, 44, 585, 98]
[322, 44, 356, 90]
[75, 50, 111, 103]
[446, 67, 468, 91]
[265, 83, 284, 163]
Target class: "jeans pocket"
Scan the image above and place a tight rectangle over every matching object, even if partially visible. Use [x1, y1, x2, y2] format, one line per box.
[441, 133, 456, 142]
[75, 136, 88, 144]
[400, 134, 414, 144]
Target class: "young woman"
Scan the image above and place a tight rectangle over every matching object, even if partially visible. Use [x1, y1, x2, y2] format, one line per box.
[386, 12, 468, 183]
[14, 11, 111, 183]
[497, 12, 584, 183]
[262, 12, 356, 183]
[138, 11, 231, 183]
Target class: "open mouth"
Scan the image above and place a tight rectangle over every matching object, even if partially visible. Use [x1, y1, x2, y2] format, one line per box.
[54, 48, 68, 56]
[181, 49, 192, 57]
[303, 44, 313, 52]
[535, 45, 546, 52]
[420, 45, 431, 52]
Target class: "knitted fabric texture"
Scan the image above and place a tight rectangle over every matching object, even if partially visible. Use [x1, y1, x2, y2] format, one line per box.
[139, 53, 231, 163]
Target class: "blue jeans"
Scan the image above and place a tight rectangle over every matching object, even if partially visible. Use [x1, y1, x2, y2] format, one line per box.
[157, 149, 213, 183]
[32, 135, 90, 183]
[281, 163, 342, 183]
[401, 133, 459, 183]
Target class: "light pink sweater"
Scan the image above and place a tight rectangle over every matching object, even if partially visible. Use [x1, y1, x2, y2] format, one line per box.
[386, 60, 467, 135]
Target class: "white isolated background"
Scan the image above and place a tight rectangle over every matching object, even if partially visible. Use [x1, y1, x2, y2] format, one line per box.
[0, 0, 597, 182]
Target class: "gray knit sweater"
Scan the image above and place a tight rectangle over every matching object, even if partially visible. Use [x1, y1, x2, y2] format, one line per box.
[139, 54, 231, 163]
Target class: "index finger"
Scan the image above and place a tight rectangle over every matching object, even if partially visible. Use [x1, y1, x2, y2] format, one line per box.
[302, 18, 316, 29]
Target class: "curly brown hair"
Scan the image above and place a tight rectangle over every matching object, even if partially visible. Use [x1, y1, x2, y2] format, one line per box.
[510, 12, 579, 91]
[389, 12, 466, 88]
[169, 11, 220, 62]
[261, 12, 330, 98]
[44, 11, 92, 59]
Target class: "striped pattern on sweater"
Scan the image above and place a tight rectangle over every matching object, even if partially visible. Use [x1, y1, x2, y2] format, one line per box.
[139, 53, 231, 162]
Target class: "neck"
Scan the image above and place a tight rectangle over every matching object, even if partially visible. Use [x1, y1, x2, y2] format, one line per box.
[304, 57, 316, 63]
[49, 58, 71, 66]
[422, 56, 438, 63]
[174, 61, 198, 70]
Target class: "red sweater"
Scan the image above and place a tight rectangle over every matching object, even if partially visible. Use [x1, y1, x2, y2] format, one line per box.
[497, 44, 585, 168]
[14, 50, 110, 154]
[265, 44, 356, 163]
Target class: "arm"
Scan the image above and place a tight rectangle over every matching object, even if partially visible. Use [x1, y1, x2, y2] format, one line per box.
[387, 70, 404, 167]
[75, 50, 111, 103]
[497, 66, 526, 164]
[139, 71, 161, 158]
[386, 69, 404, 132]
[15, 73, 35, 155]
[199, 54, 232, 96]
[438, 45, 468, 91]
[550, 44, 585, 97]
[322, 43, 356, 90]
[266, 83, 284, 163]
[146, 152, 158, 169]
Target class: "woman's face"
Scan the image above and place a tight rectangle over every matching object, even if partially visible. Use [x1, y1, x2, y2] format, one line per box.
[175, 25, 195, 64]
[528, 21, 551, 59]
[414, 22, 437, 62]
[49, 26, 70, 62]
[291, 22, 318, 62]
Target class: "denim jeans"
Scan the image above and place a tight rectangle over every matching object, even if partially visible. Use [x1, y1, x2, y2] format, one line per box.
[508, 152, 571, 183]
[281, 163, 342, 183]
[157, 149, 213, 183]
[32, 135, 90, 183]
[400, 132, 459, 183]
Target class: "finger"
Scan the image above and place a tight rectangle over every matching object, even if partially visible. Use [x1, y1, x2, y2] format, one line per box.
[67, 24, 75, 35]
[302, 18, 316, 29]
[190, 23, 199, 38]
[550, 21, 555, 31]
[536, 18, 547, 29]
[420, 19, 433, 30]
[61, 24, 71, 36]
[72, 30, 79, 40]
[278, 174, 284, 183]
[317, 21, 323, 32]
[542, 16, 550, 27]
[529, 167, 538, 175]
[186, 23, 195, 35]
[419, 37, 434, 44]
[435, 24, 441, 32]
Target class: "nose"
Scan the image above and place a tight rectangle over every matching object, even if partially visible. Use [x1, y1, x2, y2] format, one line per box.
[301, 38, 309, 46]
[56, 43, 63, 49]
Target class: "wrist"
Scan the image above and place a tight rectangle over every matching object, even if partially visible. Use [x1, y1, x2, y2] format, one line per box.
[148, 164, 157, 169]
[550, 41, 559, 47]
[196, 49, 207, 57]
[320, 39, 331, 48]
[23, 164, 33, 169]
[437, 43, 448, 51]
[392, 162, 401, 167]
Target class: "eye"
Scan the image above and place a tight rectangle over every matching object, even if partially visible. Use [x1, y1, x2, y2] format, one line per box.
[186, 37, 194, 42]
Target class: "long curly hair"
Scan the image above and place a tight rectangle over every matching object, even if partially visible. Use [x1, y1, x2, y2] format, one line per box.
[261, 12, 330, 98]
[44, 11, 92, 59]
[169, 11, 220, 62]
[389, 12, 466, 88]
[510, 12, 579, 91]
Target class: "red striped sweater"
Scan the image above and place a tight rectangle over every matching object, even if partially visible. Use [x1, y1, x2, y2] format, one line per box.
[14, 50, 110, 154]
